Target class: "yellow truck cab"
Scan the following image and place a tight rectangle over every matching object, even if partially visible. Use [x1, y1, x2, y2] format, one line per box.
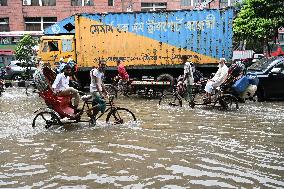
[38, 35, 76, 68]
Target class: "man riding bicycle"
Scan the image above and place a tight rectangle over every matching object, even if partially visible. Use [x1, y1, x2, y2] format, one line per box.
[88, 60, 108, 120]
[116, 59, 129, 91]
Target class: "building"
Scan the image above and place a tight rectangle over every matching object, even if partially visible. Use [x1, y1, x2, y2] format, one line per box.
[0, 0, 239, 32]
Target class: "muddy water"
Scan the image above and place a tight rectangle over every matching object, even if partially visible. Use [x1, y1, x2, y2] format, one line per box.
[0, 88, 283, 188]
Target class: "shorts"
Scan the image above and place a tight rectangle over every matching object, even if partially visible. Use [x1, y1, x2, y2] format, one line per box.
[92, 92, 106, 113]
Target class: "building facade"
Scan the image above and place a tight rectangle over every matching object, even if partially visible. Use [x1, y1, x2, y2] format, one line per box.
[0, 0, 239, 31]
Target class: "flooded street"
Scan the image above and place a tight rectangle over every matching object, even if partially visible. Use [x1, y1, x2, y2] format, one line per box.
[0, 87, 283, 188]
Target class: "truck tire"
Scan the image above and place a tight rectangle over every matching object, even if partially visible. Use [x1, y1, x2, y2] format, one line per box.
[157, 74, 174, 93]
[157, 74, 174, 86]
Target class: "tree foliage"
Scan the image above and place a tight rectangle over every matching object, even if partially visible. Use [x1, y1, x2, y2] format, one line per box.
[233, 0, 284, 52]
[15, 34, 38, 67]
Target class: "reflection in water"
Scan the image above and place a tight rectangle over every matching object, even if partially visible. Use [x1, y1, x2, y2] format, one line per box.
[0, 88, 283, 188]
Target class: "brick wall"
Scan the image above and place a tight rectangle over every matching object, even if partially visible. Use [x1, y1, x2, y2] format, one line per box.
[0, 0, 223, 31]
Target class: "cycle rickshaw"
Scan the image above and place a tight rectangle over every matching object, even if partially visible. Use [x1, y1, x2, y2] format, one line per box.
[32, 67, 136, 129]
[159, 63, 248, 110]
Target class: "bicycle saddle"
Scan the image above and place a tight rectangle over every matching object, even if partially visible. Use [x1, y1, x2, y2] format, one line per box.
[81, 95, 92, 101]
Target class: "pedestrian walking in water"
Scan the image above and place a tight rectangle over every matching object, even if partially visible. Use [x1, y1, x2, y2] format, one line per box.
[181, 55, 194, 106]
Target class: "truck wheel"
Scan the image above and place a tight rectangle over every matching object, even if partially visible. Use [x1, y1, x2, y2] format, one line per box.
[157, 74, 174, 93]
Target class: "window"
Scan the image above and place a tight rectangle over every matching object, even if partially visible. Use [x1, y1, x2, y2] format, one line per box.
[25, 17, 57, 31]
[71, 0, 94, 6]
[108, 0, 113, 6]
[229, 0, 240, 6]
[279, 33, 284, 43]
[42, 40, 59, 52]
[192, 0, 216, 7]
[23, 0, 56, 6]
[194, 0, 202, 6]
[62, 39, 73, 52]
[0, 18, 9, 32]
[220, 0, 228, 8]
[43, 17, 57, 29]
[42, 0, 56, 6]
[141, 3, 167, 11]
[181, 0, 191, 6]
[42, 42, 49, 52]
[0, 0, 7, 6]
[48, 41, 59, 51]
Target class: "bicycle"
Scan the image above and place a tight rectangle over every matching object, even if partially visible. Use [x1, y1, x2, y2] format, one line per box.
[105, 77, 132, 98]
[191, 86, 239, 110]
[32, 92, 136, 129]
[32, 67, 137, 129]
[159, 78, 207, 107]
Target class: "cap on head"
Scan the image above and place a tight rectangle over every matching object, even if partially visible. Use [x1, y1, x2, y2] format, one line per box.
[219, 58, 226, 62]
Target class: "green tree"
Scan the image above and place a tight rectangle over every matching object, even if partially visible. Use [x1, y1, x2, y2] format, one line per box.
[233, 0, 284, 55]
[15, 34, 38, 80]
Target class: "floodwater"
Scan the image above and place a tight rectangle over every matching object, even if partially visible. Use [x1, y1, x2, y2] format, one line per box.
[0, 87, 283, 188]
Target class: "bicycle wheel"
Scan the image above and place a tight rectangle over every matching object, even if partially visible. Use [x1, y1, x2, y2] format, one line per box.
[106, 107, 136, 125]
[218, 94, 239, 110]
[159, 93, 182, 107]
[32, 111, 63, 129]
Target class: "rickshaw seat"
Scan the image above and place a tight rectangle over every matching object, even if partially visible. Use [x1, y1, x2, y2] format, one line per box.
[55, 95, 72, 107]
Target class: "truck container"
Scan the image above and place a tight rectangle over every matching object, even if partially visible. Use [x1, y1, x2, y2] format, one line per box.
[39, 8, 233, 86]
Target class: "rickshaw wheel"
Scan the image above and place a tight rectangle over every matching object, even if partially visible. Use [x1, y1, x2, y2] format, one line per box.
[32, 111, 62, 129]
[219, 94, 239, 110]
[192, 92, 206, 106]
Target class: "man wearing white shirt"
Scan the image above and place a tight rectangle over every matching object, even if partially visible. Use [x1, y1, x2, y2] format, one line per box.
[89, 60, 108, 118]
[52, 65, 80, 112]
[204, 58, 229, 103]
[181, 55, 194, 104]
